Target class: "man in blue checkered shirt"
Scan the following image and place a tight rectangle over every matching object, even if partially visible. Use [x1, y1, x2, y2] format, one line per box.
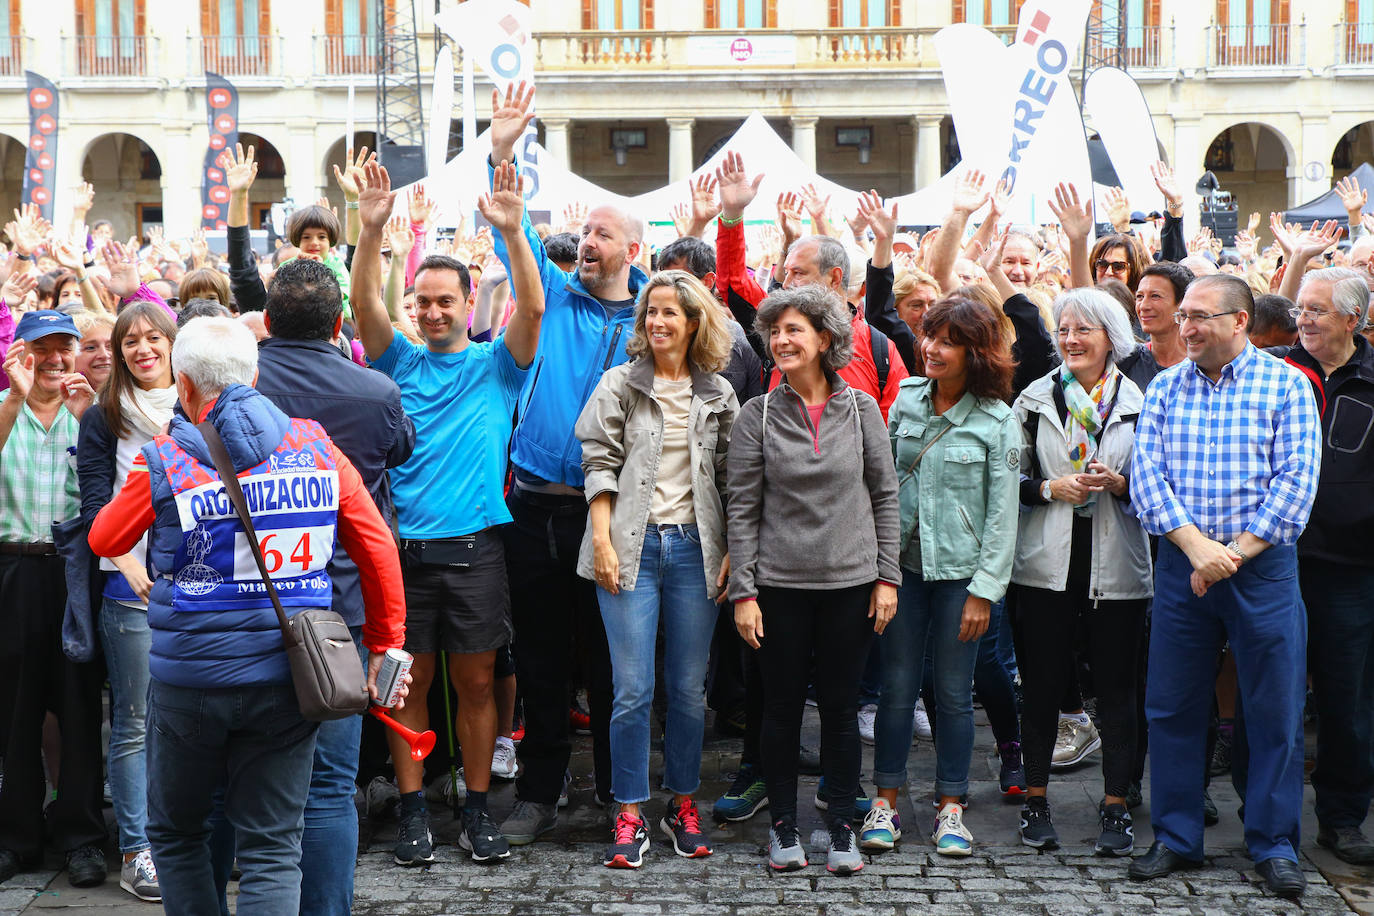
[1127, 274, 1320, 899]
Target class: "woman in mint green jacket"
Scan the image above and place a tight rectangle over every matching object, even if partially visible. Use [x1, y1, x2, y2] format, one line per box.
[862, 296, 1020, 859]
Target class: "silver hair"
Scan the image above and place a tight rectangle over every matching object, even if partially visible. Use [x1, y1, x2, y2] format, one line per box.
[172, 316, 258, 397]
[754, 284, 854, 373]
[1300, 266, 1372, 331]
[788, 235, 850, 291]
[1052, 288, 1136, 364]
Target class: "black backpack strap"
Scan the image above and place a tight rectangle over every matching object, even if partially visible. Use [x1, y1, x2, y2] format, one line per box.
[869, 324, 890, 394]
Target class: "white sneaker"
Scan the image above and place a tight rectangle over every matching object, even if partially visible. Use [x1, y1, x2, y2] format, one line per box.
[1051, 716, 1101, 769]
[932, 802, 973, 856]
[858, 704, 877, 745]
[424, 768, 467, 806]
[120, 849, 161, 902]
[490, 736, 518, 779]
[913, 699, 933, 742]
[859, 797, 901, 851]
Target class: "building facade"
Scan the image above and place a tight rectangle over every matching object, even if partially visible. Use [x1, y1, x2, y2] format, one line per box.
[1, 0, 1372, 238]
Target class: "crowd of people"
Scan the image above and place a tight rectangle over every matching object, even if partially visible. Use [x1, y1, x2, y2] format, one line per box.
[3, 79, 1374, 910]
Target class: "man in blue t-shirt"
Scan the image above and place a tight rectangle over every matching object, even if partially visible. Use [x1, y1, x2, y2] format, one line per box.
[352, 159, 544, 866]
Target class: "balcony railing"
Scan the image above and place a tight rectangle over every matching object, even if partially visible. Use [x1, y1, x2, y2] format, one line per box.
[1335, 21, 1374, 65]
[0, 35, 22, 76]
[1209, 21, 1302, 67]
[315, 34, 379, 76]
[194, 34, 277, 77]
[66, 34, 154, 77]
[1085, 24, 1172, 69]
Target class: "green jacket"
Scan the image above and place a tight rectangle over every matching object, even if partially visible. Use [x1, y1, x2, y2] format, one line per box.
[888, 376, 1020, 602]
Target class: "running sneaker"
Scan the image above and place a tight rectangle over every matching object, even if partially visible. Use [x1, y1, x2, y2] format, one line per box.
[1203, 789, 1219, 826]
[859, 797, 901, 851]
[826, 822, 863, 876]
[768, 818, 808, 871]
[998, 741, 1027, 799]
[932, 802, 973, 856]
[366, 775, 401, 820]
[424, 769, 466, 808]
[570, 700, 592, 735]
[603, 811, 650, 869]
[913, 699, 933, 742]
[1051, 716, 1101, 769]
[557, 768, 572, 808]
[1019, 796, 1059, 849]
[660, 798, 712, 858]
[490, 737, 518, 780]
[813, 777, 873, 816]
[1210, 727, 1233, 777]
[502, 799, 558, 846]
[713, 764, 767, 822]
[395, 805, 436, 866]
[858, 704, 878, 745]
[119, 849, 160, 902]
[1095, 801, 1134, 856]
[459, 807, 511, 863]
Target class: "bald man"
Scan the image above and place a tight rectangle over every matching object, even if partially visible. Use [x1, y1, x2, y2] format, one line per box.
[485, 83, 640, 845]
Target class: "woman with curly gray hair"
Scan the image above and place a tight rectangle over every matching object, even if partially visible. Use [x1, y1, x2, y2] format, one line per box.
[725, 284, 901, 876]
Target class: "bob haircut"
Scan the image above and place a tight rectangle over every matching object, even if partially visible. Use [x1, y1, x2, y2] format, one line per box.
[179, 267, 231, 309]
[893, 267, 941, 304]
[286, 205, 341, 249]
[921, 295, 1015, 403]
[1090, 233, 1149, 292]
[101, 301, 179, 439]
[1052, 288, 1137, 365]
[754, 283, 854, 373]
[953, 282, 1017, 343]
[625, 270, 733, 374]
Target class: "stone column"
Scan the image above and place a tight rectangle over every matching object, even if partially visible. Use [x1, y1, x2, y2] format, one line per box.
[1297, 115, 1330, 209]
[791, 116, 818, 172]
[667, 117, 695, 183]
[1171, 115, 1203, 237]
[286, 121, 320, 209]
[542, 118, 571, 166]
[159, 125, 200, 236]
[915, 115, 943, 190]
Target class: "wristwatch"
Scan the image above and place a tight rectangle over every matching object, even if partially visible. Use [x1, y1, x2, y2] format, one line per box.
[1225, 540, 1248, 564]
[1040, 480, 1054, 502]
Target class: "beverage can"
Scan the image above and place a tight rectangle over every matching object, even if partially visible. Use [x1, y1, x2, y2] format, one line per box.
[374, 648, 412, 708]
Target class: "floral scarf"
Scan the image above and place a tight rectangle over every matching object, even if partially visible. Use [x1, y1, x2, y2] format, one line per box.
[1059, 363, 1120, 508]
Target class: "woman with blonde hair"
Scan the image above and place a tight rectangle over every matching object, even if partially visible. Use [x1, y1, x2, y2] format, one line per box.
[576, 270, 738, 869]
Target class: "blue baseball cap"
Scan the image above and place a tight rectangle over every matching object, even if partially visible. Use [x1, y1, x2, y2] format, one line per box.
[14, 310, 80, 343]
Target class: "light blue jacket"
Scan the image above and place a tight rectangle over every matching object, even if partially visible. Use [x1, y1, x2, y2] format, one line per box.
[888, 377, 1020, 602]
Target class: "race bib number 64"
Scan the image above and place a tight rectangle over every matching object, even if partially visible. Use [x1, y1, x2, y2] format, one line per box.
[233, 525, 334, 581]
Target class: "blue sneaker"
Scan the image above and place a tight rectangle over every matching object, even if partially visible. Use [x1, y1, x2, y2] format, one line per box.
[813, 777, 873, 816]
[859, 797, 901, 851]
[713, 764, 768, 822]
[933, 802, 973, 856]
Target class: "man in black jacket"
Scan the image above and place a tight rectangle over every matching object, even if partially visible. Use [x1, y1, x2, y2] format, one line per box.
[248, 258, 414, 914]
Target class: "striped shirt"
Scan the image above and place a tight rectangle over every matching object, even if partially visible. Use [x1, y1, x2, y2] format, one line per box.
[1130, 344, 1320, 546]
[0, 402, 81, 543]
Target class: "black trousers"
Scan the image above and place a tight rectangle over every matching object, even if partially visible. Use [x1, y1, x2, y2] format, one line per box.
[755, 582, 873, 826]
[1010, 517, 1146, 797]
[502, 489, 613, 805]
[0, 553, 107, 860]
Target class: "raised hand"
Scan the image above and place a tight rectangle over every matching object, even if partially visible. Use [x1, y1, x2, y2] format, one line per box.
[1186, 226, 1214, 254]
[800, 182, 832, 232]
[987, 175, 1013, 221]
[688, 173, 721, 230]
[489, 80, 536, 164]
[221, 143, 258, 194]
[72, 182, 95, 215]
[60, 372, 96, 419]
[384, 215, 415, 259]
[1150, 161, 1182, 212]
[775, 191, 804, 243]
[1268, 212, 1296, 258]
[978, 225, 1011, 276]
[1234, 229, 1257, 261]
[477, 161, 526, 235]
[715, 151, 763, 220]
[1337, 175, 1368, 222]
[0, 269, 37, 308]
[1047, 182, 1093, 241]
[357, 160, 397, 232]
[845, 207, 870, 242]
[332, 146, 372, 202]
[1247, 211, 1261, 235]
[560, 201, 588, 235]
[1103, 186, 1131, 232]
[190, 228, 209, 267]
[100, 240, 141, 298]
[856, 190, 896, 242]
[4, 340, 35, 400]
[670, 202, 692, 239]
[950, 169, 990, 216]
[8, 204, 52, 256]
[408, 183, 436, 228]
[1291, 219, 1343, 263]
[52, 237, 85, 272]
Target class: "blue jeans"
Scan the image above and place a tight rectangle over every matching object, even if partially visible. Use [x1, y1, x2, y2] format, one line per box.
[1147, 542, 1306, 864]
[99, 597, 152, 854]
[597, 525, 718, 803]
[874, 570, 979, 796]
[147, 679, 319, 916]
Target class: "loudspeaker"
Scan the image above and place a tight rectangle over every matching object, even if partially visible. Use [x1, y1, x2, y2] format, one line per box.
[1200, 208, 1238, 248]
[378, 143, 426, 188]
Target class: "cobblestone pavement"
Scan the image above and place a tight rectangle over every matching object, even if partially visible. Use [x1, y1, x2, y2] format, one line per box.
[6, 706, 1373, 914]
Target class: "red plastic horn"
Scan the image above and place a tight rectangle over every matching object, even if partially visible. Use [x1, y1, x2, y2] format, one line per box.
[369, 706, 437, 761]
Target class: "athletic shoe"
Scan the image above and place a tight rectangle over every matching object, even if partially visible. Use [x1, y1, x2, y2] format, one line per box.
[768, 818, 808, 871]
[1210, 728, 1233, 777]
[557, 769, 572, 808]
[660, 798, 712, 858]
[714, 705, 747, 738]
[1018, 796, 1058, 849]
[603, 811, 649, 868]
[931, 793, 970, 809]
[119, 849, 160, 901]
[826, 822, 863, 875]
[366, 775, 402, 820]
[913, 699, 933, 741]
[798, 744, 822, 775]
[1095, 802, 1134, 856]
[570, 701, 592, 735]
[932, 802, 973, 856]
[459, 807, 511, 863]
[1202, 789, 1219, 826]
[502, 799, 558, 846]
[490, 737, 518, 780]
[424, 769, 466, 808]
[858, 704, 878, 745]
[814, 777, 873, 815]
[1050, 717, 1101, 769]
[859, 797, 901, 851]
[713, 764, 767, 822]
[998, 741, 1026, 799]
[510, 722, 525, 743]
[66, 845, 106, 888]
[394, 806, 435, 866]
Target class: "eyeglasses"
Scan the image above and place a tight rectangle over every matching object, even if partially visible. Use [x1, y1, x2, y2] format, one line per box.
[1055, 325, 1103, 339]
[1288, 306, 1332, 320]
[1173, 309, 1242, 325]
[1095, 259, 1130, 273]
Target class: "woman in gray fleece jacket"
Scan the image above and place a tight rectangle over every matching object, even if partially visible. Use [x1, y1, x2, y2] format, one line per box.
[726, 284, 901, 876]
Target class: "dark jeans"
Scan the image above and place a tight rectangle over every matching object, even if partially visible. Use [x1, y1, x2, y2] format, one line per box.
[0, 553, 107, 861]
[503, 488, 613, 805]
[147, 679, 319, 916]
[755, 582, 874, 827]
[1303, 558, 1374, 830]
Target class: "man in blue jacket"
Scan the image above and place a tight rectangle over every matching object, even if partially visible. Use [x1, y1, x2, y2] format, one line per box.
[485, 83, 648, 844]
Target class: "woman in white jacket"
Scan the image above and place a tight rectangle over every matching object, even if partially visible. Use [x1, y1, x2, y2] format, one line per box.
[1009, 288, 1152, 857]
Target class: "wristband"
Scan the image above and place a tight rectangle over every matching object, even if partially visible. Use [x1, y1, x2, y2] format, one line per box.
[718, 215, 743, 227]
[347, 201, 359, 210]
[15, 252, 30, 261]
[76, 272, 88, 284]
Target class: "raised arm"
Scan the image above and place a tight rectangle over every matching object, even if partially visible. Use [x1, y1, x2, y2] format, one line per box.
[1275, 217, 1342, 302]
[382, 216, 420, 341]
[351, 161, 400, 361]
[1151, 161, 1188, 262]
[1047, 182, 1093, 288]
[478, 160, 544, 368]
[223, 143, 269, 313]
[332, 146, 371, 247]
[929, 169, 989, 293]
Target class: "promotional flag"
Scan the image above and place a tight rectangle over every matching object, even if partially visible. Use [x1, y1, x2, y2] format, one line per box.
[22, 72, 59, 221]
[429, 45, 455, 172]
[1083, 66, 1165, 213]
[200, 72, 240, 229]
